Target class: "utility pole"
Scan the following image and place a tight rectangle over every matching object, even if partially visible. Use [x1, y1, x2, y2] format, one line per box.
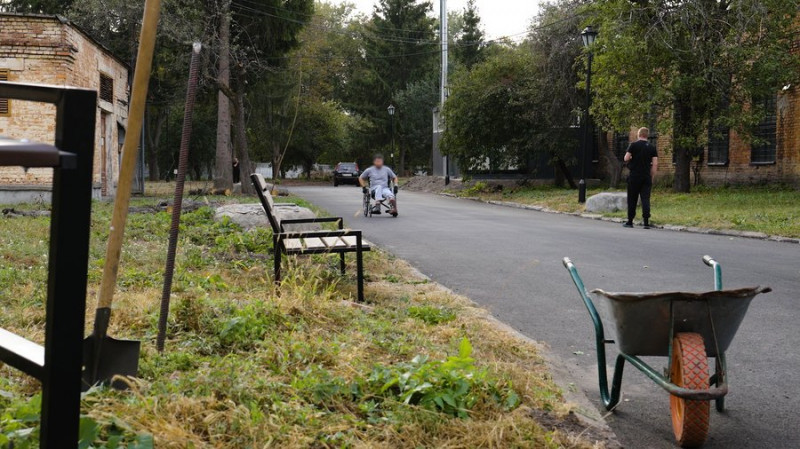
[440, 0, 449, 185]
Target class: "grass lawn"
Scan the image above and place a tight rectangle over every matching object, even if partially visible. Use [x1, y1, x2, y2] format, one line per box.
[458, 183, 800, 238]
[0, 193, 601, 448]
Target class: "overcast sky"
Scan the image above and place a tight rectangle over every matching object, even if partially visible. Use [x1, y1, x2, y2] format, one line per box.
[340, 0, 541, 40]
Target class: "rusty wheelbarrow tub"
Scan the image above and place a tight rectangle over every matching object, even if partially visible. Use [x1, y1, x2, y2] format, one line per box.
[562, 256, 771, 448]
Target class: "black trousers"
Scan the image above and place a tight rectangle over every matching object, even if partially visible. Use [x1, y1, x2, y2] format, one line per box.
[627, 175, 652, 222]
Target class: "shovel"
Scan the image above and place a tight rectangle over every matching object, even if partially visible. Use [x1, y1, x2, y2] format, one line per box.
[82, 300, 140, 390]
[82, 0, 161, 390]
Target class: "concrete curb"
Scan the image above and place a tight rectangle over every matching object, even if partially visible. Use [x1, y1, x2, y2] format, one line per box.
[404, 264, 622, 448]
[439, 193, 800, 244]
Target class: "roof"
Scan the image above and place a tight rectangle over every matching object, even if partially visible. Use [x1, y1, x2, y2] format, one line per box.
[0, 12, 131, 70]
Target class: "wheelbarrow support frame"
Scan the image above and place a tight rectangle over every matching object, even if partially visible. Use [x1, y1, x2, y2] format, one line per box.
[562, 257, 729, 411]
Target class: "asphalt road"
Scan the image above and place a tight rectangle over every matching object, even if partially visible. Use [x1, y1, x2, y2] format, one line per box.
[291, 185, 799, 449]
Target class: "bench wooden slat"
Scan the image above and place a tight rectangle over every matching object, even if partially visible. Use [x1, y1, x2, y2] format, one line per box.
[302, 237, 326, 250]
[322, 237, 345, 247]
[283, 238, 303, 251]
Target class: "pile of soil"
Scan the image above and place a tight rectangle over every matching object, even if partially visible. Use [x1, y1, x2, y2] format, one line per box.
[402, 176, 466, 193]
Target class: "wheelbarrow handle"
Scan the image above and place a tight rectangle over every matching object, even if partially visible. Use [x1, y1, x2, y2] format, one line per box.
[702, 255, 722, 291]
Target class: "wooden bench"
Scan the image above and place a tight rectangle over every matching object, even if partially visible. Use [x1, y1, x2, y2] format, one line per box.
[251, 173, 370, 302]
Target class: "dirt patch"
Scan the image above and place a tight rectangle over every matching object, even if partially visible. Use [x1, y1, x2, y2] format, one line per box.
[529, 408, 620, 448]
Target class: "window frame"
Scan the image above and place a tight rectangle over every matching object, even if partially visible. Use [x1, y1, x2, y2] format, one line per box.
[613, 132, 629, 161]
[99, 73, 114, 104]
[0, 69, 10, 117]
[750, 95, 777, 165]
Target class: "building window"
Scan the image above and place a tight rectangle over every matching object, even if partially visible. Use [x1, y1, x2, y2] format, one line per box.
[0, 69, 10, 116]
[99, 74, 114, 103]
[707, 126, 730, 165]
[751, 95, 777, 165]
[614, 132, 629, 161]
[646, 112, 658, 151]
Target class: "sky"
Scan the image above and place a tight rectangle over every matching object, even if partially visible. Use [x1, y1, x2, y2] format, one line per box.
[339, 0, 541, 41]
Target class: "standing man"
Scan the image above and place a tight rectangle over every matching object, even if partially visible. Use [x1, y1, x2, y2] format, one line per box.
[359, 154, 399, 215]
[623, 127, 658, 229]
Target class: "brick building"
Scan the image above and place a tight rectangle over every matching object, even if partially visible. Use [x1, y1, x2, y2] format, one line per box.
[0, 13, 129, 201]
[604, 90, 800, 186]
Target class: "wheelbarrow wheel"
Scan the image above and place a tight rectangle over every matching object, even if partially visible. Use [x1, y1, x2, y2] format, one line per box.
[670, 332, 710, 448]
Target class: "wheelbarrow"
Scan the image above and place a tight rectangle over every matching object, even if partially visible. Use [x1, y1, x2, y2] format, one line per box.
[562, 256, 771, 448]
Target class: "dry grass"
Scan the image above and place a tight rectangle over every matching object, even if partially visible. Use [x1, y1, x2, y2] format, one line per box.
[0, 197, 606, 448]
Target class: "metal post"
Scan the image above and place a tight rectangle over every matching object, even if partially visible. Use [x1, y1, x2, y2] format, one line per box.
[390, 113, 395, 169]
[440, 0, 449, 185]
[579, 51, 593, 204]
[157, 43, 202, 352]
[41, 88, 96, 449]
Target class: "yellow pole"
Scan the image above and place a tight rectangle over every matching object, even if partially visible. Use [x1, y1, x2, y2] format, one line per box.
[97, 0, 162, 310]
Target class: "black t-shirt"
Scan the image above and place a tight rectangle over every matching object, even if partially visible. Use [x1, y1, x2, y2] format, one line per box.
[626, 140, 658, 177]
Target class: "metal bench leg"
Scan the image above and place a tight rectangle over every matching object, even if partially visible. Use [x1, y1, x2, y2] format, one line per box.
[273, 236, 282, 283]
[340, 253, 346, 275]
[356, 235, 364, 302]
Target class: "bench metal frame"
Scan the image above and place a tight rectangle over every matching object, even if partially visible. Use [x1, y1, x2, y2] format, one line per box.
[251, 174, 370, 302]
[0, 82, 96, 448]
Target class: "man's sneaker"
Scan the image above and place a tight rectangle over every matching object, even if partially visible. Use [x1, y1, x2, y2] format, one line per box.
[643, 220, 651, 229]
[623, 222, 634, 228]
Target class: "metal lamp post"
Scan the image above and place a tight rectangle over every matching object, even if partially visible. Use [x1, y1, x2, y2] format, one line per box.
[387, 104, 396, 169]
[579, 26, 598, 203]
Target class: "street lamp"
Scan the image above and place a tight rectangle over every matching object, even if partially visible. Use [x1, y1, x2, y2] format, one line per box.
[579, 26, 598, 204]
[387, 104, 396, 170]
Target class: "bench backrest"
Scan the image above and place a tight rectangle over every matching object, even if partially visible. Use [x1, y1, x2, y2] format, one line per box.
[250, 173, 281, 233]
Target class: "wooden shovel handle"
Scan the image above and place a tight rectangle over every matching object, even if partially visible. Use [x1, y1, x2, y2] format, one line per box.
[97, 0, 162, 310]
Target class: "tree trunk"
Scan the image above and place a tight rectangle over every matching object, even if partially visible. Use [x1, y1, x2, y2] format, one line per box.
[146, 109, 166, 181]
[556, 158, 577, 189]
[214, 0, 233, 192]
[232, 75, 255, 195]
[673, 100, 692, 193]
[598, 131, 622, 188]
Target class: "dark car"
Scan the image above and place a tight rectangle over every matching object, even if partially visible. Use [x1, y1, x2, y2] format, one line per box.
[333, 162, 361, 186]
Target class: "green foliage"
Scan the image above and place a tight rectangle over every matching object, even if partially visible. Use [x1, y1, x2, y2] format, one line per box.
[0, 393, 152, 449]
[407, 305, 457, 325]
[589, 0, 800, 191]
[364, 338, 520, 418]
[462, 181, 490, 196]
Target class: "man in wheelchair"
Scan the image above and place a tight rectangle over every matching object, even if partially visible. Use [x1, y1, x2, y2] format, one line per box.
[359, 154, 399, 217]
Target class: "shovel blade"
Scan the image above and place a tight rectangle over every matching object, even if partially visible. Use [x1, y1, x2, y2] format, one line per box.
[82, 335, 140, 391]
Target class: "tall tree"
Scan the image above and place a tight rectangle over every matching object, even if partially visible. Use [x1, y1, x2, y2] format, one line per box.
[590, 0, 799, 192]
[453, 0, 484, 70]
[2, 0, 73, 13]
[214, 0, 233, 191]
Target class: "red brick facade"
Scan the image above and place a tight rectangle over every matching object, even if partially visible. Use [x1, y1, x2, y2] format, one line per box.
[604, 90, 800, 186]
[0, 13, 129, 196]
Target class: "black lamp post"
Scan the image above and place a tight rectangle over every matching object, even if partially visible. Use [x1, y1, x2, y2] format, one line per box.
[387, 104, 396, 169]
[579, 26, 598, 203]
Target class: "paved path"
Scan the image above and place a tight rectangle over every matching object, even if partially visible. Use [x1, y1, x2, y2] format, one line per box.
[291, 186, 799, 448]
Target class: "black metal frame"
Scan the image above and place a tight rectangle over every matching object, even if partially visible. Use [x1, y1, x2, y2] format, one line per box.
[0, 82, 96, 448]
[251, 174, 370, 302]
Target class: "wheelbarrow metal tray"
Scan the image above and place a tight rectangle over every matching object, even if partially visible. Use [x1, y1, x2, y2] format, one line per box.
[591, 287, 770, 357]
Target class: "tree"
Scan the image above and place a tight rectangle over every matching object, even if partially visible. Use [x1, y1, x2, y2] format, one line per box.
[441, 47, 538, 171]
[453, 0, 484, 70]
[1, 0, 73, 14]
[394, 79, 438, 172]
[590, 0, 800, 192]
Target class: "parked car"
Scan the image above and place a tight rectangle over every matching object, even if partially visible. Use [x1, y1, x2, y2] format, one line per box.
[333, 162, 361, 186]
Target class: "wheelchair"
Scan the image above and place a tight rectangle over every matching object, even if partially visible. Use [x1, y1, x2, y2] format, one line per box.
[363, 184, 398, 218]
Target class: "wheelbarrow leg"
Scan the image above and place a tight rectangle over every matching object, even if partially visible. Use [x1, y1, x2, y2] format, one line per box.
[713, 353, 727, 412]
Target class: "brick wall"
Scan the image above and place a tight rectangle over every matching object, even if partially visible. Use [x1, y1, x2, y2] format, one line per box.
[0, 14, 129, 196]
[600, 90, 800, 187]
